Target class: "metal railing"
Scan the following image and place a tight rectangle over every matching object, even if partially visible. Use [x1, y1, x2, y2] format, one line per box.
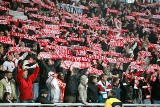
[0, 103, 160, 107]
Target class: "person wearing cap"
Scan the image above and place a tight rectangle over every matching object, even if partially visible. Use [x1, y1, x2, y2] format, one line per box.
[35, 89, 53, 104]
[46, 71, 57, 101]
[0, 70, 17, 102]
[46, 71, 65, 103]
[104, 90, 123, 107]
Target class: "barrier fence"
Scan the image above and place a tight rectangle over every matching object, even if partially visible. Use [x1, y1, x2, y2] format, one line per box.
[0, 103, 160, 107]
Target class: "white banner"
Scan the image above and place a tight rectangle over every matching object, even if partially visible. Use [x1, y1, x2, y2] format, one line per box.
[126, 0, 135, 3]
[9, 10, 28, 20]
[58, 3, 83, 15]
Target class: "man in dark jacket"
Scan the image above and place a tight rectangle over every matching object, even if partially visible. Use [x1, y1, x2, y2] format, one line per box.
[36, 89, 53, 104]
[151, 70, 160, 104]
[64, 69, 79, 103]
[39, 59, 56, 90]
[87, 75, 99, 103]
[121, 77, 134, 104]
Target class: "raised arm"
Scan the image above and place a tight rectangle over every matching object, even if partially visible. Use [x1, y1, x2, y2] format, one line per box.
[16, 66, 24, 83]
[19, 52, 28, 60]
[41, 60, 50, 71]
[28, 64, 40, 83]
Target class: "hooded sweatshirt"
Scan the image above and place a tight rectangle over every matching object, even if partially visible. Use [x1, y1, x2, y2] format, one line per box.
[78, 75, 88, 104]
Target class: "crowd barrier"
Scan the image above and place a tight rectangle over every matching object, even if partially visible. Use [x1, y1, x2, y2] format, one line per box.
[0, 103, 160, 107]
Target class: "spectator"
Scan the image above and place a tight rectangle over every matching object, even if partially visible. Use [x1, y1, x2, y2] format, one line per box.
[2, 53, 15, 72]
[104, 90, 123, 107]
[0, 70, 17, 102]
[64, 68, 79, 103]
[0, 0, 160, 105]
[17, 62, 39, 103]
[46, 71, 65, 103]
[141, 73, 151, 104]
[77, 75, 88, 105]
[43, 60, 56, 73]
[35, 89, 53, 104]
[121, 76, 134, 104]
[12, 52, 28, 67]
[87, 75, 99, 103]
[111, 77, 121, 100]
[40, 59, 56, 89]
[151, 70, 160, 104]
[98, 74, 112, 103]
[111, 63, 123, 80]
[23, 56, 40, 101]
[57, 72, 65, 82]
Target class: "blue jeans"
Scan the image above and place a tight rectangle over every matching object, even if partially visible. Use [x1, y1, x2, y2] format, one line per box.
[153, 100, 160, 104]
[32, 83, 39, 101]
[142, 99, 151, 104]
[16, 86, 20, 103]
[47, 89, 51, 101]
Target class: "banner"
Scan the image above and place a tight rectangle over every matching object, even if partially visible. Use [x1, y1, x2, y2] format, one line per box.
[8, 47, 31, 53]
[9, 10, 28, 20]
[0, 20, 8, 24]
[58, 3, 83, 15]
[13, 0, 30, 3]
[0, 5, 9, 11]
[0, 36, 14, 45]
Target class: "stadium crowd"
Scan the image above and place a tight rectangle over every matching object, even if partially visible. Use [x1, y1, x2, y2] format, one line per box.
[0, 0, 160, 105]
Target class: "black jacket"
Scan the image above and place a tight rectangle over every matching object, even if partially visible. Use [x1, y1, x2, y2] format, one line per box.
[27, 67, 40, 83]
[151, 75, 160, 100]
[36, 96, 53, 104]
[39, 60, 56, 88]
[2, 99, 12, 103]
[121, 81, 134, 103]
[87, 82, 99, 103]
[65, 75, 79, 96]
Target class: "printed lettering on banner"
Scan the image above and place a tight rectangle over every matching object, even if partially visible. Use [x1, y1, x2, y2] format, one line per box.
[9, 10, 28, 20]
[22, 0, 29, 3]
[58, 3, 83, 15]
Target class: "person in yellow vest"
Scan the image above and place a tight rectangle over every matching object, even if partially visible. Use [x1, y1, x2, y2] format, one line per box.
[104, 90, 123, 107]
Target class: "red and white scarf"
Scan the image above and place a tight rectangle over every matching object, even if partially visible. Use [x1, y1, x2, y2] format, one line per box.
[57, 78, 66, 102]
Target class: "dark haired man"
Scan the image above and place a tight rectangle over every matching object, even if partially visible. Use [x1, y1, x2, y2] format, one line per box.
[104, 90, 123, 107]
